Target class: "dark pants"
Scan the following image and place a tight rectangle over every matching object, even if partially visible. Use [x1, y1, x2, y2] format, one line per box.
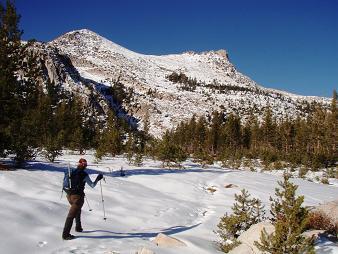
[62, 194, 84, 238]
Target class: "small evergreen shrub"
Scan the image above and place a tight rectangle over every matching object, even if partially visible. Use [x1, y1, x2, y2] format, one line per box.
[272, 160, 283, 170]
[41, 136, 63, 162]
[325, 167, 337, 179]
[254, 173, 315, 254]
[242, 158, 252, 169]
[321, 177, 329, 184]
[194, 149, 214, 167]
[250, 166, 256, 172]
[156, 131, 187, 167]
[216, 189, 265, 253]
[298, 166, 309, 178]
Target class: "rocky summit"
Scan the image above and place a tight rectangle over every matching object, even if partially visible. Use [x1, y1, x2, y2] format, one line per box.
[30, 29, 330, 136]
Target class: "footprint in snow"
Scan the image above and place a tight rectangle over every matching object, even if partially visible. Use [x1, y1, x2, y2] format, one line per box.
[37, 241, 47, 247]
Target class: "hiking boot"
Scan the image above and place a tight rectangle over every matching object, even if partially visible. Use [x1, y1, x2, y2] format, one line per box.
[75, 226, 83, 232]
[62, 217, 74, 240]
[63, 234, 75, 240]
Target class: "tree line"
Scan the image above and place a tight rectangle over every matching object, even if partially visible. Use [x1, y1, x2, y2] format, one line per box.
[155, 94, 337, 170]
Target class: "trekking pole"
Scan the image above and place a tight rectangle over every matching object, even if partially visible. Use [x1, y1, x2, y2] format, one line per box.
[85, 195, 93, 211]
[99, 178, 107, 220]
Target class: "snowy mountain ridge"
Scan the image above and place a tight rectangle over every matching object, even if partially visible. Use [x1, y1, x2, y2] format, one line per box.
[34, 29, 330, 136]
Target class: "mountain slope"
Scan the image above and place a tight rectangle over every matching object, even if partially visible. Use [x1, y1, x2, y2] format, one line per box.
[34, 29, 330, 136]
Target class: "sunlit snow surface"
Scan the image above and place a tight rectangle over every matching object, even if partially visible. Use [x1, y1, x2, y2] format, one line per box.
[0, 151, 337, 254]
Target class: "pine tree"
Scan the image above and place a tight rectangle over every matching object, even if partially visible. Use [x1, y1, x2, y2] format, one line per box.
[248, 114, 260, 155]
[327, 90, 337, 166]
[30, 79, 64, 161]
[310, 106, 328, 169]
[95, 111, 122, 159]
[0, 1, 42, 163]
[228, 114, 241, 147]
[156, 131, 187, 167]
[241, 120, 251, 151]
[139, 111, 151, 155]
[293, 117, 310, 166]
[254, 173, 315, 254]
[262, 106, 276, 148]
[64, 95, 86, 153]
[208, 111, 224, 156]
[181, 114, 197, 154]
[0, 0, 22, 156]
[125, 132, 144, 166]
[193, 116, 207, 152]
[216, 189, 265, 253]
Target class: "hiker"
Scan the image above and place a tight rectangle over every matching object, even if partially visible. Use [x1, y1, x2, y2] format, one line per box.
[62, 158, 103, 240]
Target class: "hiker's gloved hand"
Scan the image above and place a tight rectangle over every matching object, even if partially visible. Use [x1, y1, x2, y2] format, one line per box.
[96, 174, 103, 182]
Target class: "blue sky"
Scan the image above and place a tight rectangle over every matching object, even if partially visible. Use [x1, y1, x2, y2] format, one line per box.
[15, 0, 337, 97]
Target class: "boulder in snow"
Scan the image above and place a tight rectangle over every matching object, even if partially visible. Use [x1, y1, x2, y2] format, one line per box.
[152, 233, 186, 247]
[315, 199, 338, 224]
[236, 221, 275, 254]
[228, 243, 254, 254]
[225, 184, 238, 188]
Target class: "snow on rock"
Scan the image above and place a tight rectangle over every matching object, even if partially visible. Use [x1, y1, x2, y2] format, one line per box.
[30, 29, 332, 137]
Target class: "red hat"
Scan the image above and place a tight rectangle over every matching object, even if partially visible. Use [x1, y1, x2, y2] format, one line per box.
[78, 158, 87, 168]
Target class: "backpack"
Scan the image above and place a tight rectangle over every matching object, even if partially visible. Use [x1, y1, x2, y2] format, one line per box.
[63, 165, 83, 194]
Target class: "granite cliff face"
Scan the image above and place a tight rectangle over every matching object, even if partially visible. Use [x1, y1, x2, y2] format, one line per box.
[29, 29, 330, 136]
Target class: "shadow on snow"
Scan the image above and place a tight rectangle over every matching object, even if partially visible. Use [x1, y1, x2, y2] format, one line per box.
[22, 160, 228, 178]
[75, 223, 201, 239]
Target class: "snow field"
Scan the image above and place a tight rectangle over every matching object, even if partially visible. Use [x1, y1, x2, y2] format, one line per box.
[0, 152, 337, 253]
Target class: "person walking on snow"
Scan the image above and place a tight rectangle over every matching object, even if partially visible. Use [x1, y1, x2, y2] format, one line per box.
[62, 158, 103, 240]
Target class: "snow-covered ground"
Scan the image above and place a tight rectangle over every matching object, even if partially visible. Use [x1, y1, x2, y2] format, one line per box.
[0, 151, 337, 254]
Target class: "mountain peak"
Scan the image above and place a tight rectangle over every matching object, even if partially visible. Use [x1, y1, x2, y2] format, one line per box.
[40, 28, 330, 136]
[73, 28, 97, 34]
[203, 49, 230, 61]
[50, 28, 139, 57]
[215, 49, 229, 58]
[53, 28, 103, 42]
